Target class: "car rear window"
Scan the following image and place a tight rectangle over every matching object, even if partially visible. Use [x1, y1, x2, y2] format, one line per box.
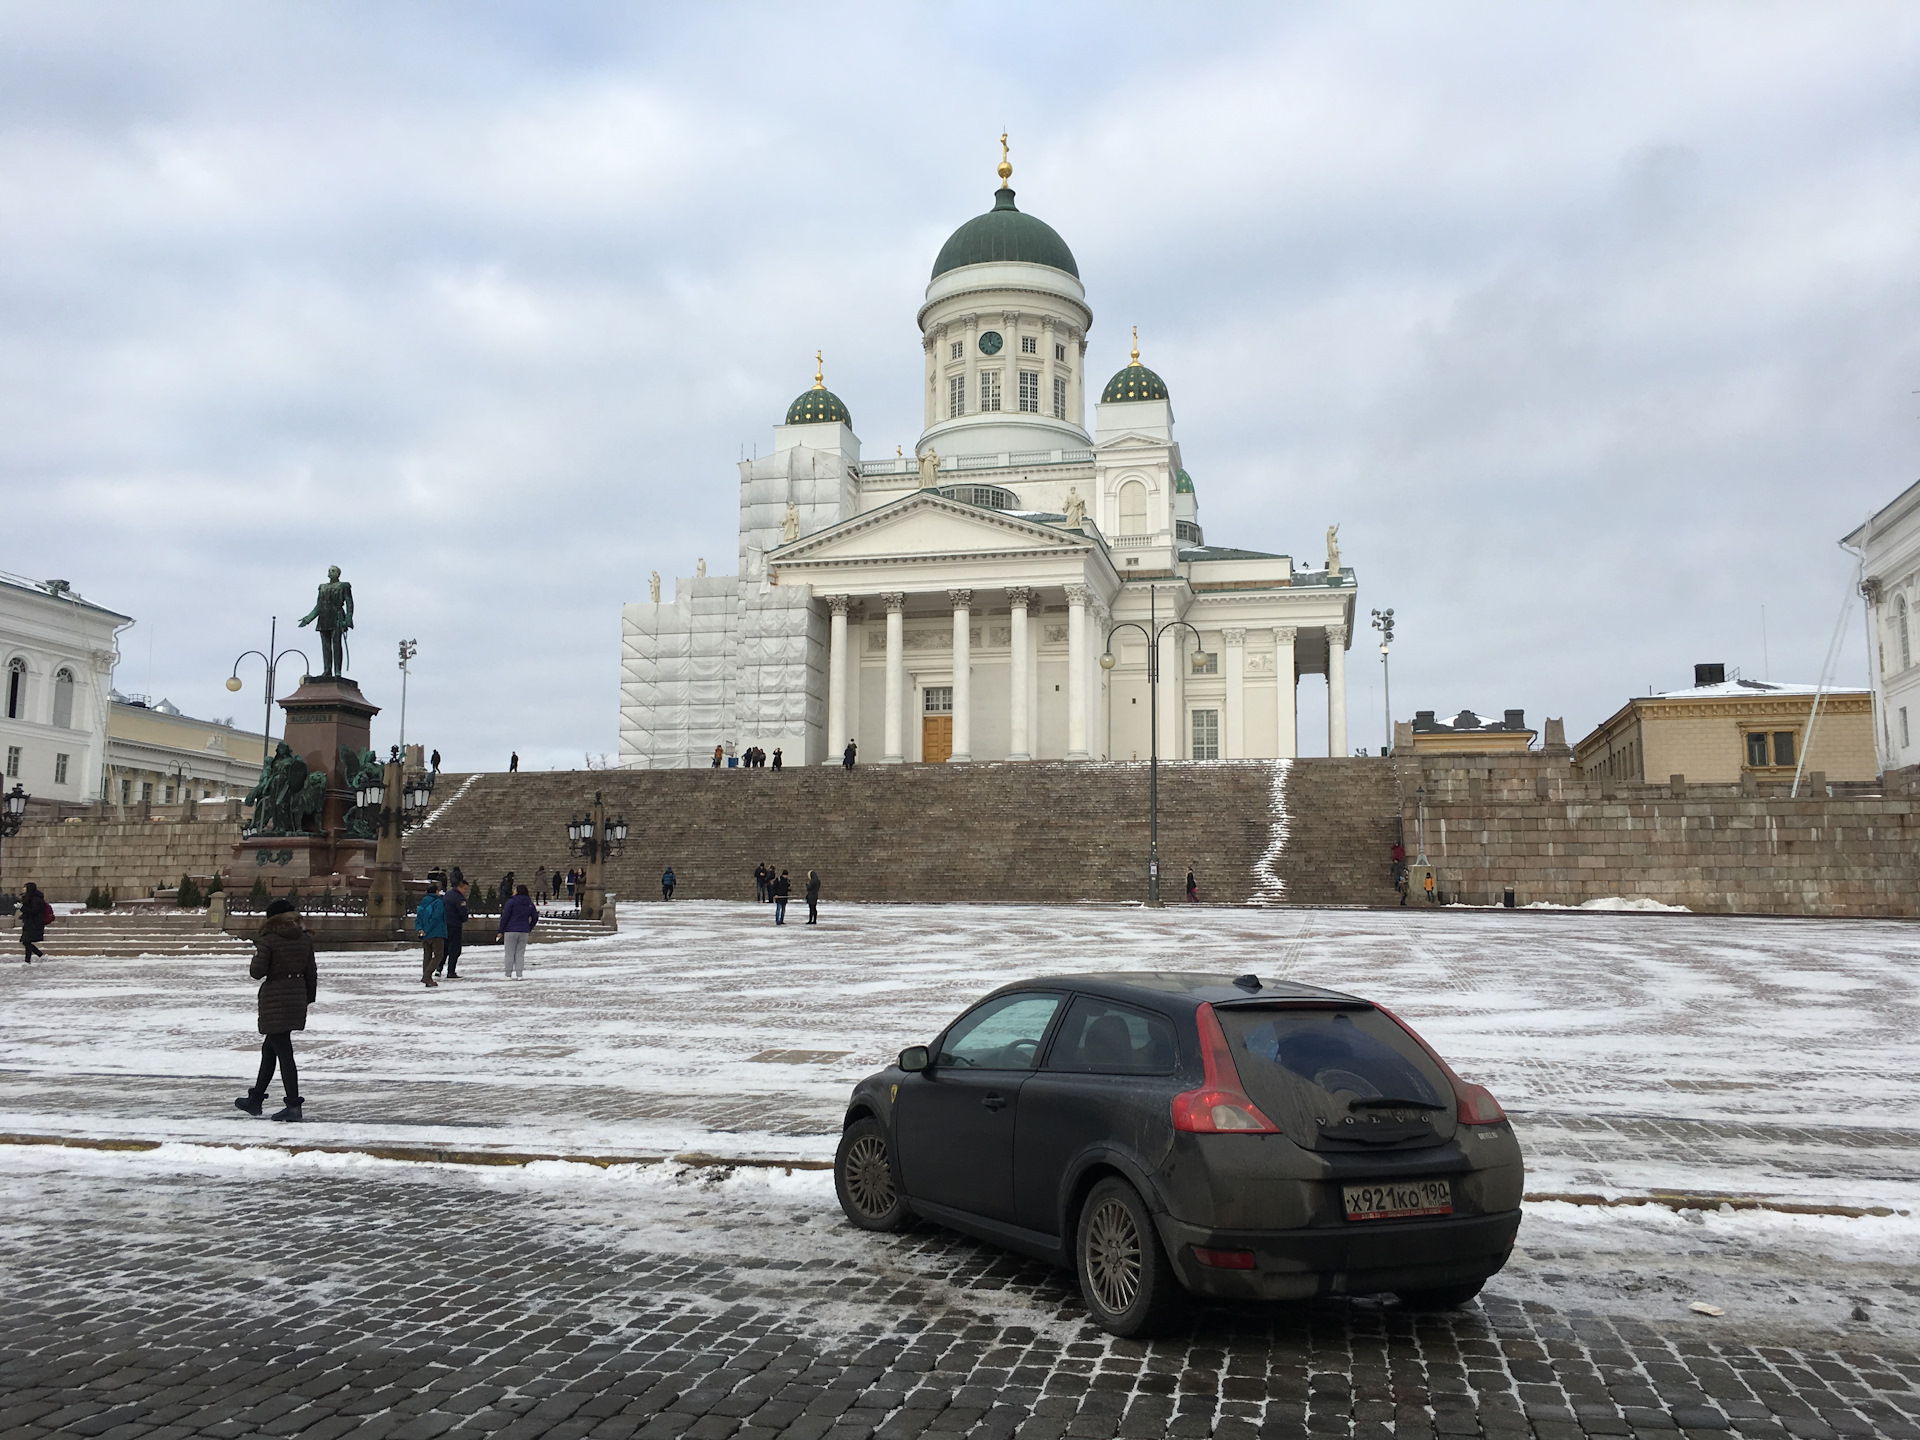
[1215, 1007, 1450, 1138]
[1046, 996, 1178, 1075]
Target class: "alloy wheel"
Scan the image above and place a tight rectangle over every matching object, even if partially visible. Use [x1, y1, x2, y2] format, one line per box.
[1084, 1197, 1143, 1315]
[843, 1134, 896, 1218]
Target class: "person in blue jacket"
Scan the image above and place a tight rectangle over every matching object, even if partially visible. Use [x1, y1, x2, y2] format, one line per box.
[661, 866, 676, 901]
[415, 884, 447, 988]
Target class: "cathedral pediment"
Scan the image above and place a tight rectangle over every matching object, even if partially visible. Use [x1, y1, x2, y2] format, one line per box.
[769, 492, 1095, 569]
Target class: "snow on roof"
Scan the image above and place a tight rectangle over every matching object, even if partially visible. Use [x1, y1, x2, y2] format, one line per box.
[1652, 679, 1868, 700]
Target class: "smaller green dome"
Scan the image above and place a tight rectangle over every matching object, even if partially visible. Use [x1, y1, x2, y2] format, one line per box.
[1101, 362, 1169, 404]
[1174, 468, 1194, 494]
[785, 353, 851, 426]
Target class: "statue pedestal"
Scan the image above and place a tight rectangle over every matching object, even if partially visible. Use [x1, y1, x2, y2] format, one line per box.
[281, 676, 379, 878]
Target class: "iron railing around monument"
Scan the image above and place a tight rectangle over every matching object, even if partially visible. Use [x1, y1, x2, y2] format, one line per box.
[224, 892, 368, 917]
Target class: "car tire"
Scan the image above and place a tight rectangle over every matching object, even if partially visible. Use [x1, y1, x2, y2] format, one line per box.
[1395, 1279, 1486, 1311]
[834, 1117, 910, 1231]
[1075, 1176, 1183, 1337]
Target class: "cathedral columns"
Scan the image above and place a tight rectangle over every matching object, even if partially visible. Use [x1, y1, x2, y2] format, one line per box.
[949, 589, 973, 762]
[882, 593, 906, 764]
[1066, 584, 1090, 760]
[1222, 628, 1246, 760]
[1327, 623, 1348, 758]
[1273, 627, 1297, 759]
[826, 596, 851, 763]
[1006, 587, 1033, 761]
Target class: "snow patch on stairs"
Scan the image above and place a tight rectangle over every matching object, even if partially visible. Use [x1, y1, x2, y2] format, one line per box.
[1250, 758, 1291, 906]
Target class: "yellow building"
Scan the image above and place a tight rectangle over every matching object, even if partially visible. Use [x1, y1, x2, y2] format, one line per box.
[104, 695, 269, 810]
[1575, 668, 1875, 785]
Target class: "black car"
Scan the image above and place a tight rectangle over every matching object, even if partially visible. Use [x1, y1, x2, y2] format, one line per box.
[834, 972, 1524, 1336]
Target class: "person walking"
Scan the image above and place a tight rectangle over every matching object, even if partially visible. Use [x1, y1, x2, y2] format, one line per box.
[1423, 871, 1436, 905]
[804, 869, 820, 925]
[415, 883, 448, 987]
[771, 747, 782, 770]
[509, 751, 519, 773]
[712, 744, 723, 769]
[772, 869, 791, 925]
[498, 872, 514, 910]
[842, 739, 857, 769]
[1185, 867, 1198, 903]
[500, 883, 537, 978]
[234, 897, 316, 1123]
[661, 865, 676, 900]
[753, 863, 768, 903]
[566, 868, 577, 900]
[430, 748, 441, 779]
[535, 867, 550, 904]
[442, 880, 469, 979]
[18, 882, 52, 962]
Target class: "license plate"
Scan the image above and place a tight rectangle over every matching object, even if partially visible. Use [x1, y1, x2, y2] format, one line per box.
[1342, 1179, 1453, 1221]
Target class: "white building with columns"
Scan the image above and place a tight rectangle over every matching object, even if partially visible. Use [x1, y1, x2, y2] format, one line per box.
[620, 153, 1356, 768]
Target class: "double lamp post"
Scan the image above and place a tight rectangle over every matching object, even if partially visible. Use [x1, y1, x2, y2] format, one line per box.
[1099, 586, 1203, 907]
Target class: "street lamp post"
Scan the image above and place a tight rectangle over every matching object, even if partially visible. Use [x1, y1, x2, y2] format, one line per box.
[0, 783, 27, 902]
[1099, 586, 1204, 907]
[360, 750, 433, 928]
[566, 791, 628, 921]
[225, 616, 312, 756]
[1370, 608, 1395, 754]
[397, 639, 417, 758]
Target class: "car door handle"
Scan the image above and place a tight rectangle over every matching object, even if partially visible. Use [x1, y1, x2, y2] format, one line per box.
[981, 1094, 1007, 1111]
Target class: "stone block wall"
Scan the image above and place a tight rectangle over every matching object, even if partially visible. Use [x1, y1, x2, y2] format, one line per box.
[4, 818, 244, 902]
[1399, 752, 1920, 916]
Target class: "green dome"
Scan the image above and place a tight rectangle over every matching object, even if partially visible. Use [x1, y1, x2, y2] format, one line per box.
[1101, 362, 1169, 404]
[1174, 468, 1194, 494]
[931, 187, 1079, 280]
[785, 383, 851, 427]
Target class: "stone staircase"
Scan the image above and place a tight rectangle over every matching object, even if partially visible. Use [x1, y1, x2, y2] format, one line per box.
[1268, 758, 1408, 907]
[411, 759, 1402, 908]
[9, 910, 255, 959]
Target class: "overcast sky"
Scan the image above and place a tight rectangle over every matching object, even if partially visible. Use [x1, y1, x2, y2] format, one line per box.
[4, 3, 1919, 767]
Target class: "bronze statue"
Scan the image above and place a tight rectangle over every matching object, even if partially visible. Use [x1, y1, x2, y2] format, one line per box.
[245, 741, 312, 836]
[299, 565, 354, 678]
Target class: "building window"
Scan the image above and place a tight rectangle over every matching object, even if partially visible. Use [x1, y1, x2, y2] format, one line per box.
[1746, 732, 1769, 767]
[1054, 343, 1067, 361]
[4, 745, 17, 778]
[119, 778, 130, 804]
[54, 753, 68, 785]
[1118, 480, 1149, 534]
[980, 370, 1001, 412]
[1190, 651, 1218, 675]
[1904, 707, 1912, 749]
[924, 686, 953, 714]
[1053, 375, 1067, 419]
[1021, 335, 1037, 354]
[1900, 595, 1911, 670]
[141, 781, 153, 802]
[5, 659, 23, 720]
[1192, 709, 1220, 760]
[948, 375, 965, 418]
[950, 341, 962, 361]
[52, 668, 75, 728]
[1018, 370, 1040, 413]
[164, 784, 176, 803]
[1773, 731, 1796, 767]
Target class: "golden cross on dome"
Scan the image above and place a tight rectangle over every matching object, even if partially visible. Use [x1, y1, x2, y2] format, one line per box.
[998, 132, 1012, 188]
[813, 350, 824, 389]
[1131, 326, 1140, 365]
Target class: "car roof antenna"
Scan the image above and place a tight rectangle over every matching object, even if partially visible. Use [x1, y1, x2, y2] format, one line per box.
[1233, 974, 1262, 991]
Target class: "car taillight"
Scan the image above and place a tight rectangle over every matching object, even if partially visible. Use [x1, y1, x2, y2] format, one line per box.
[1374, 1003, 1507, 1125]
[1172, 1003, 1281, 1135]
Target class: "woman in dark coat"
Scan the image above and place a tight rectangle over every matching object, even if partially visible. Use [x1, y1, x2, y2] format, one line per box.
[235, 897, 317, 1122]
[19, 882, 50, 962]
[804, 870, 820, 925]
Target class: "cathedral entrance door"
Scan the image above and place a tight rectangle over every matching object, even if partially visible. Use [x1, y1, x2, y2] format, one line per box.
[923, 685, 953, 763]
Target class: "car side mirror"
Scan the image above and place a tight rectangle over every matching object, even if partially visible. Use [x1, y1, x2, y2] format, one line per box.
[898, 1045, 930, 1073]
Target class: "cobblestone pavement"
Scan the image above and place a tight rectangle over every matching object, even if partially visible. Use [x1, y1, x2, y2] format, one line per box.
[4, 1148, 1919, 1440]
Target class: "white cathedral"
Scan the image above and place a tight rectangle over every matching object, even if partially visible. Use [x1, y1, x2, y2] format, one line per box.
[620, 148, 1358, 769]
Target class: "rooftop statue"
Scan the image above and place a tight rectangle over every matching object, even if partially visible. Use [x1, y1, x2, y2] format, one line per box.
[1325, 524, 1340, 575]
[1062, 487, 1087, 530]
[649, 570, 662, 603]
[918, 449, 939, 488]
[781, 503, 801, 544]
[299, 565, 355, 678]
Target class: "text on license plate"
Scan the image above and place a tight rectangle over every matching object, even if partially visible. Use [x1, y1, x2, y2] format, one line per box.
[1342, 1179, 1453, 1221]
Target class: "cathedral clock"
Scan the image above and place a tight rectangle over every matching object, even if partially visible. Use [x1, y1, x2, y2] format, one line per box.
[978, 331, 1003, 355]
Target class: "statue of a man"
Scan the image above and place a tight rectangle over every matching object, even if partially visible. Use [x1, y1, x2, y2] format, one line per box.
[1325, 524, 1340, 574]
[918, 449, 940, 488]
[649, 570, 662, 603]
[696, 557, 707, 578]
[298, 565, 354, 678]
[781, 502, 801, 544]
[1062, 487, 1087, 529]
